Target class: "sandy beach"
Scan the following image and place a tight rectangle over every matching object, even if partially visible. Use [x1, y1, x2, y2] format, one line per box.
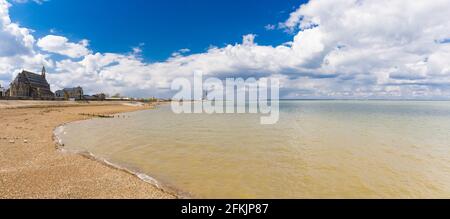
[0, 100, 174, 199]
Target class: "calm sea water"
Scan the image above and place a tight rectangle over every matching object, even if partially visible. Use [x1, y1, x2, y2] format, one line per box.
[57, 101, 450, 198]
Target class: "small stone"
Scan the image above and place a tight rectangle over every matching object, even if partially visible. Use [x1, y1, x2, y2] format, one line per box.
[24, 140, 28, 143]
[9, 140, 15, 144]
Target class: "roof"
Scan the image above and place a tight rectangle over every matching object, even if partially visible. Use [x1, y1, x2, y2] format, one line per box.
[22, 71, 51, 89]
[13, 70, 51, 90]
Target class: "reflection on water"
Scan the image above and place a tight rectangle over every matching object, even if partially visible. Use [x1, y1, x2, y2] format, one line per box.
[58, 101, 450, 198]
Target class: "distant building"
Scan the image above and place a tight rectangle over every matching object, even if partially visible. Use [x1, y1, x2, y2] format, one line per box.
[82, 95, 96, 101]
[55, 87, 84, 100]
[8, 67, 54, 98]
[80, 93, 106, 101]
[94, 93, 106, 101]
[0, 85, 5, 97]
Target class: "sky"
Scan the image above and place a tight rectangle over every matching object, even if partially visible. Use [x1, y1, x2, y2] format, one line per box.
[9, 0, 302, 61]
[1, 0, 450, 99]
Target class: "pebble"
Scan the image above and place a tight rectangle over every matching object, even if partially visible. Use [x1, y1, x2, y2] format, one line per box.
[24, 139, 28, 144]
[9, 140, 15, 144]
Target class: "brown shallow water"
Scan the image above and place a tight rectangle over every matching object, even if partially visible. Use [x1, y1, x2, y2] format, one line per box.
[56, 101, 450, 198]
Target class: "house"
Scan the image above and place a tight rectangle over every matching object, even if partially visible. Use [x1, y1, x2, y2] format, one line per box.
[55, 86, 84, 100]
[8, 66, 54, 98]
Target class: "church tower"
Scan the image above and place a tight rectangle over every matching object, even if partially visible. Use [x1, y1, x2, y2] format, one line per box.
[41, 66, 46, 79]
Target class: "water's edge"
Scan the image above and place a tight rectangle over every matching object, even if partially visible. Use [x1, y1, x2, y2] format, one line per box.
[52, 109, 190, 199]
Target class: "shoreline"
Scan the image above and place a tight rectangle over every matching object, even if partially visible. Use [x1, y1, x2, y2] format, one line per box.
[0, 100, 175, 199]
[53, 120, 189, 199]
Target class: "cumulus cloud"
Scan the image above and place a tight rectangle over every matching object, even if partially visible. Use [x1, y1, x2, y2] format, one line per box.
[1, 0, 450, 99]
[278, 0, 450, 98]
[0, 0, 51, 87]
[37, 35, 91, 58]
[0, 0, 35, 56]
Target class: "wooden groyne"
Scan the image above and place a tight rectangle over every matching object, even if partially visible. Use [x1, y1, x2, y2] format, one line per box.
[79, 113, 115, 118]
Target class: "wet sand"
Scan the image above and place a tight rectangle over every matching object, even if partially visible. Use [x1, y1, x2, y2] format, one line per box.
[0, 100, 175, 199]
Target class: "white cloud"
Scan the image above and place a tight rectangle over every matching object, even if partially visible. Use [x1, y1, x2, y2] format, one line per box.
[0, 0, 51, 87]
[2, 0, 450, 99]
[0, 0, 35, 56]
[178, 48, 190, 53]
[242, 34, 257, 46]
[264, 24, 276, 31]
[171, 48, 191, 57]
[130, 42, 145, 57]
[132, 47, 142, 55]
[37, 35, 91, 58]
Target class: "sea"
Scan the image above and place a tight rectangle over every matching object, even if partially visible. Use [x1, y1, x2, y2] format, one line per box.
[55, 101, 450, 198]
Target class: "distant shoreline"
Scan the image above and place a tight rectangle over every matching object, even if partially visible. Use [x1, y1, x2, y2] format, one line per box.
[0, 100, 174, 199]
[0, 100, 166, 109]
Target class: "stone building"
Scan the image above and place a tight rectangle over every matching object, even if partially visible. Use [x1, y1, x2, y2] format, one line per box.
[9, 67, 54, 98]
[55, 86, 84, 100]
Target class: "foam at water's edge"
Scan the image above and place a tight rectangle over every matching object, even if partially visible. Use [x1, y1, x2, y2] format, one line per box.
[52, 124, 190, 199]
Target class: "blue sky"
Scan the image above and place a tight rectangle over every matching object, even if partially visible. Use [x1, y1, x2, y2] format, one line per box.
[1, 0, 450, 99]
[10, 0, 304, 61]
